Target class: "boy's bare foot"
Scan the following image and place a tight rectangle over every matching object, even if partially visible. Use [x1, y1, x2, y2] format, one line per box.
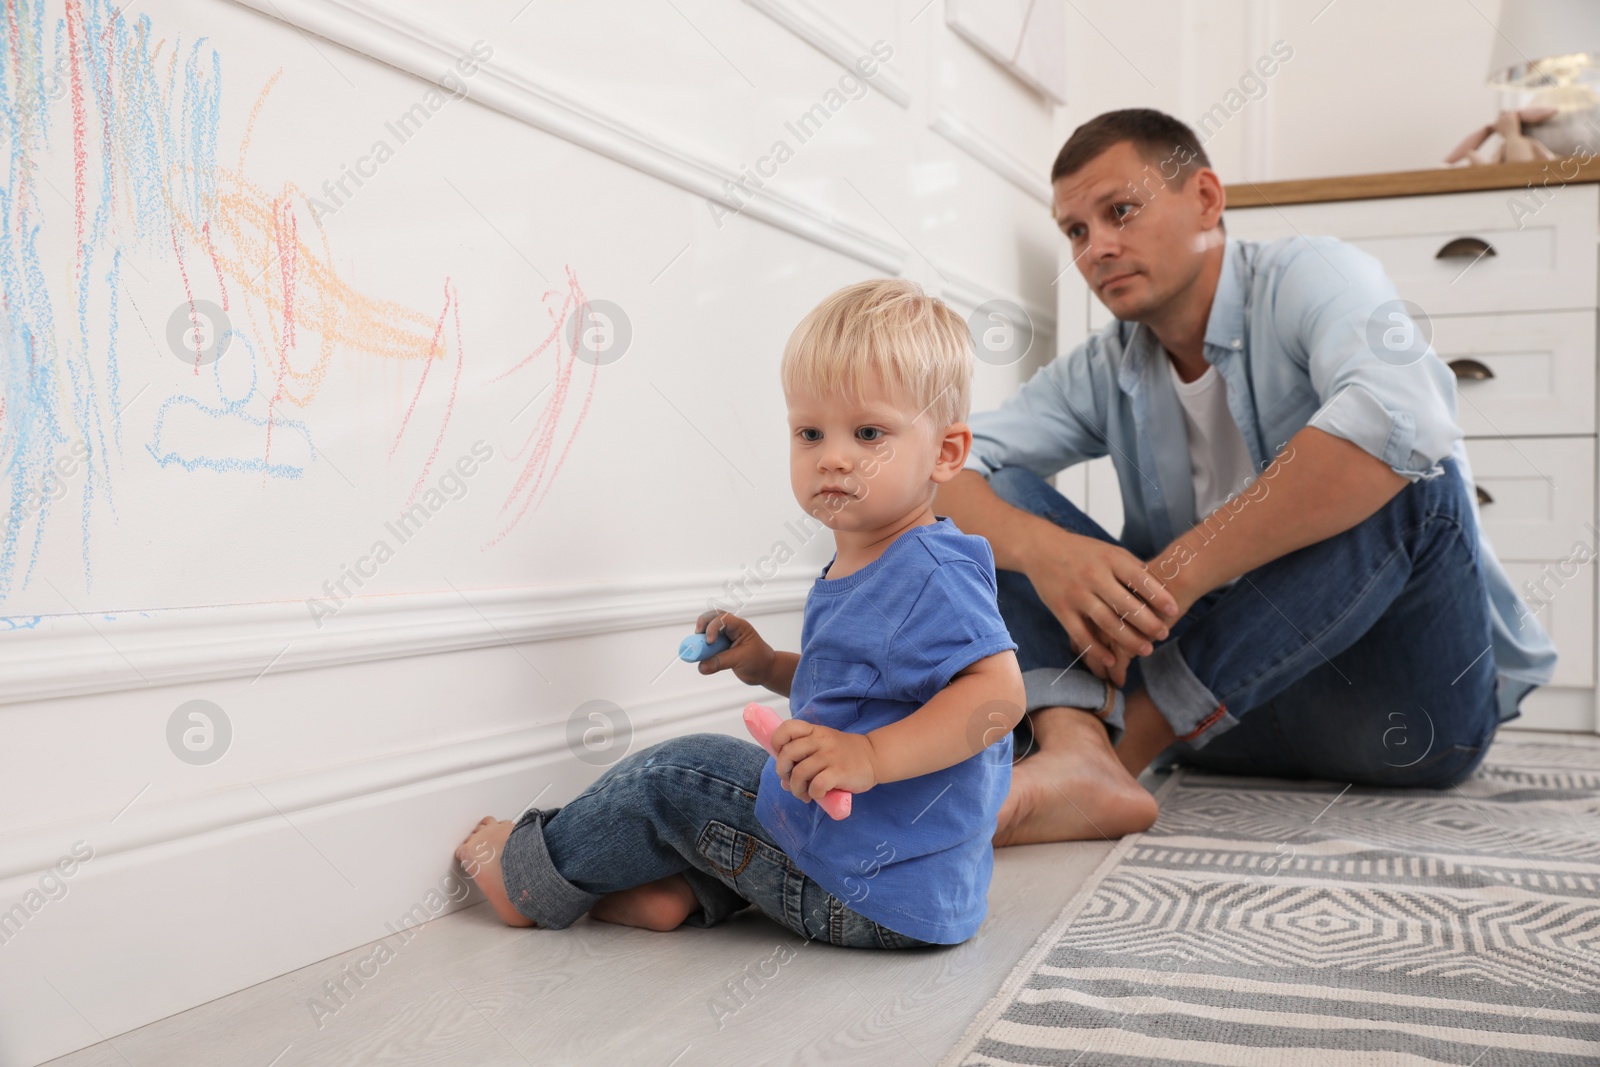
[457, 816, 535, 927]
[589, 873, 702, 932]
[992, 706, 1159, 847]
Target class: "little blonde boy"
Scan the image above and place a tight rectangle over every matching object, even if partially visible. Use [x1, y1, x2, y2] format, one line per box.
[457, 279, 1026, 948]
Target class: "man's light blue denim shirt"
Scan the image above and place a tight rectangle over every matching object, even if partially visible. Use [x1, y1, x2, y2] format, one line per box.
[962, 235, 1558, 725]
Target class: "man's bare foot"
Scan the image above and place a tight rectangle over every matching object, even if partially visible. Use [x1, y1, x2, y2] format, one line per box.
[1117, 687, 1180, 778]
[457, 816, 535, 928]
[993, 706, 1159, 847]
[588, 873, 701, 932]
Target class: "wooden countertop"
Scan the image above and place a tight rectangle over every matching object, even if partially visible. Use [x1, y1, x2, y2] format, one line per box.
[1225, 155, 1600, 207]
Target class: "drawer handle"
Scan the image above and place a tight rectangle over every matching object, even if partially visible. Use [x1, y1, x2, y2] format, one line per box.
[1436, 236, 1496, 260]
[1448, 358, 1494, 381]
[1476, 485, 1493, 506]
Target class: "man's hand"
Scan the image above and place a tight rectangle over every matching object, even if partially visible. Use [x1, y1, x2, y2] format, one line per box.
[771, 719, 878, 802]
[693, 609, 777, 687]
[1023, 527, 1181, 686]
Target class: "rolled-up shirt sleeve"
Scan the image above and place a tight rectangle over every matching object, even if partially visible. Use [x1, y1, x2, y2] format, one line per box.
[1276, 237, 1463, 481]
[963, 337, 1112, 480]
[888, 559, 1018, 707]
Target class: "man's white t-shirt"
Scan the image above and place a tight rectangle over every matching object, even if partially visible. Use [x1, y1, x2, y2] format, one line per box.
[1167, 358, 1258, 590]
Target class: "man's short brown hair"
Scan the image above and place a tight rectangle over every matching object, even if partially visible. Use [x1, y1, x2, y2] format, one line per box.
[1050, 108, 1212, 187]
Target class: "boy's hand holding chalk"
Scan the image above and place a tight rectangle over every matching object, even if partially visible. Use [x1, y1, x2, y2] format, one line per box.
[743, 703, 857, 820]
[677, 630, 731, 662]
[763, 709, 878, 812]
[680, 609, 783, 689]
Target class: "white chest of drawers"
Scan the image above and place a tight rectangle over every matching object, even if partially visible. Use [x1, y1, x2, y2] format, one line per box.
[1070, 161, 1600, 734]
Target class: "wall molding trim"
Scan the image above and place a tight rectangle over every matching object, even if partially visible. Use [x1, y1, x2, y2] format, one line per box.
[937, 262, 1055, 336]
[0, 684, 759, 885]
[0, 574, 812, 707]
[228, 0, 906, 274]
[929, 107, 1053, 206]
[742, 0, 910, 107]
[225, 0, 1046, 326]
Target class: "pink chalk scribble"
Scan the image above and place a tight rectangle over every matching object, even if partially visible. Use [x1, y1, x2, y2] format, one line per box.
[482, 266, 599, 548]
[392, 279, 465, 510]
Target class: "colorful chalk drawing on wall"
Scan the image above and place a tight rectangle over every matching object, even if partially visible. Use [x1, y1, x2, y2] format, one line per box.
[0, 0, 596, 606]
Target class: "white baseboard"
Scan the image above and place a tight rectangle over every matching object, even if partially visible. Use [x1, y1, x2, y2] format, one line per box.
[0, 688, 777, 1067]
[1513, 686, 1597, 733]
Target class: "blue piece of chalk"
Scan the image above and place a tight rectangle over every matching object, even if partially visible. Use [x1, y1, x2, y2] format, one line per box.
[679, 631, 732, 662]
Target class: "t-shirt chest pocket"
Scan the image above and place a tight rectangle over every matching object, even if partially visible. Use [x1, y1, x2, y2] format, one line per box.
[798, 657, 881, 732]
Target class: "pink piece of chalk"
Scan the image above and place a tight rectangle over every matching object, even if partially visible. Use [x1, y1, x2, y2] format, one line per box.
[744, 702, 853, 820]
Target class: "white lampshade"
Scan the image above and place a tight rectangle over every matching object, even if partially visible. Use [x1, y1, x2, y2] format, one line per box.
[1489, 0, 1600, 87]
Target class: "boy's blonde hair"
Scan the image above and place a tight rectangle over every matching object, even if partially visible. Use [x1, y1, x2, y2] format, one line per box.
[780, 279, 973, 433]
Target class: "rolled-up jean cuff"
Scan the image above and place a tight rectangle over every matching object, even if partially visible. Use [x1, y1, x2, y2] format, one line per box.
[1022, 666, 1126, 747]
[1141, 639, 1239, 748]
[499, 806, 604, 928]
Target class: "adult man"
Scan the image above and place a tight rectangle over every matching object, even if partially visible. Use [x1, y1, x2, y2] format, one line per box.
[933, 109, 1558, 847]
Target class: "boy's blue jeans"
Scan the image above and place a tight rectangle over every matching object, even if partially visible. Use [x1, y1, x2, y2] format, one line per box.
[497, 732, 938, 949]
[990, 457, 1509, 788]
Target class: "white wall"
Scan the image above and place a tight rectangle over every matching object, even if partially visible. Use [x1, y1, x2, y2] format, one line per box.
[0, 1, 1063, 1064]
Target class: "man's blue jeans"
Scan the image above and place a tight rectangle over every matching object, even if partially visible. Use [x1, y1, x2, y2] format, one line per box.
[497, 732, 937, 948]
[988, 457, 1509, 788]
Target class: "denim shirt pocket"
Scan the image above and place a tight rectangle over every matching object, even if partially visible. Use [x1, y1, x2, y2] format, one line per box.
[796, 658, 881, 732]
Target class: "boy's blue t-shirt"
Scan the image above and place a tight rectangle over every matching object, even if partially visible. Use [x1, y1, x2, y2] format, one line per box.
[753, 515, 1019, 944]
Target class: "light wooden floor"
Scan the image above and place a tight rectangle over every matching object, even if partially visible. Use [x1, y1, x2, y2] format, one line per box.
[40, 803, 1145, 1066]
[47, 728, 1588, 1066]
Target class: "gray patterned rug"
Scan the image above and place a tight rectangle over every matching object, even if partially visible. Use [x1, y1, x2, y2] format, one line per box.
[941, 736, 1600, 1067]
